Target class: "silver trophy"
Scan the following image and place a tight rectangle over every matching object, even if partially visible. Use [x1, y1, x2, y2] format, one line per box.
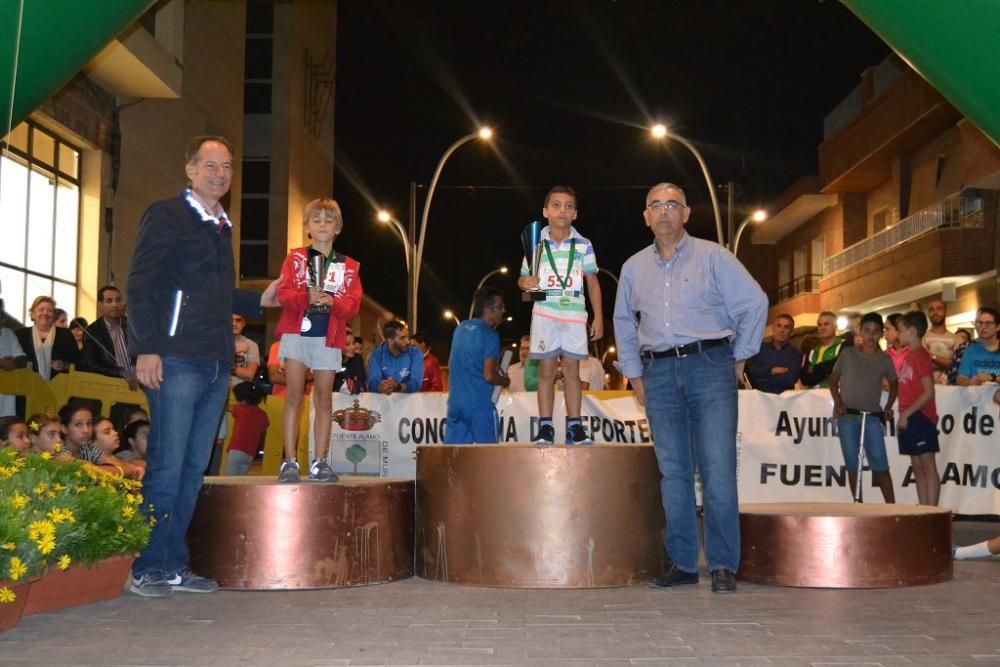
[520, 220, 546, 302]
[308, 254, 330, 313]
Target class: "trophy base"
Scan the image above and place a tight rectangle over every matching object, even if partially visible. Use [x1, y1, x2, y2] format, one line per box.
[522, 291, 547, 302]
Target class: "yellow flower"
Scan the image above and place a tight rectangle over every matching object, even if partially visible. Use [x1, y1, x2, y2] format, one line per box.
[149, 516, 157, 527]
[28, 520, 55, 541]
[58, 555, 71, 570]
[52, 483, 66, 492]
[0, 586, 16, 604]
[0, 543, 14, 551]
[37, 537, 56, 555]
[10, 492, 28, 509]
[40, 452, 52, 460]
[33, 482, 49, 495]
[53, 443, 62, 453]
[121, 505, 136, 519]
[75, 485, 87, 493]
[116, 525, 124, 534]
[47, 508, 75, 524]
[8, 556, 27, 581]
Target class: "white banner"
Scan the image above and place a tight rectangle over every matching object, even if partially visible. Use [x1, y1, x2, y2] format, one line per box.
[313, 386, 1000, 515]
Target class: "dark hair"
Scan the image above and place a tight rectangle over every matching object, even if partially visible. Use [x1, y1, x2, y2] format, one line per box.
[472, 287, 504, 318]
[97, 285, 121, 302]
[58, 402, 94, 426]
[54, 308, 67, 322]
[69, 316, 88, 330]
[233, 381, 263, 405]
[383, 320, 406, 341]
[411, 332, 430, 346]
[899, 311, 929, 337]
[121, 419, 150, 447]
[185, 135, 234, 165]
[860, 312, 883, 329]
[0, 416, 26, 441]
[774, 313, 795, 327]
[979, 306, 999, 323]
[544, 185, 577, 207]
[885, 313, 902, 328]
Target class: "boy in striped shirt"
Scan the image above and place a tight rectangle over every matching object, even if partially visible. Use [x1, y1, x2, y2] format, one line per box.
[518, 186, 604, 444]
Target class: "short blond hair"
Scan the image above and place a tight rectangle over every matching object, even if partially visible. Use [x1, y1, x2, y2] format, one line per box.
[30, 295, 56, 315]
[303, 198, 343, 229]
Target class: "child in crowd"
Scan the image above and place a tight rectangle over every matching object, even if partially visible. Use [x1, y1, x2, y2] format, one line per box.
[883, 313, 908, 374]
[829, 312, 898, 504]
[59, 403, 143, 479]
[26, 413, 73, 462]
[0, 416, 29, 452]
[93, 417, 121, 456]
[517, 186, 603, 445]
[119, 419, 150, 465]
[225, 381, 269, 476]
[275, 198, 362, 483]
[894, 310, 941, 506]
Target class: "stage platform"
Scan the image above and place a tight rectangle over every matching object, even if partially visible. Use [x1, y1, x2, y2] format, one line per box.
[739, 502, 952, 588]
[187, 476, 414, 589]
[416, 444, 665, 588]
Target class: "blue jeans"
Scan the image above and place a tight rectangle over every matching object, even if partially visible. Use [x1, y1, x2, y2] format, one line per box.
[133, 356, 229, 577]
[836, 414, 889, 472]
[642, 343, 740, 573]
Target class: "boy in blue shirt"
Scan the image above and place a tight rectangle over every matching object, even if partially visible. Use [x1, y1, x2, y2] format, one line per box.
[444, 288, 511, 443]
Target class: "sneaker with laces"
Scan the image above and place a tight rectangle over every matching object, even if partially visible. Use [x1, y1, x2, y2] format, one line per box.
[167, 567, 219, 593]
[532, 423, 555, 445]
[648, 564, 699, 588]
[308, 458, 338, 482]
[129, 571, 173, 598]
[566, 423, 593, 445]
[278, 459, 300, 483]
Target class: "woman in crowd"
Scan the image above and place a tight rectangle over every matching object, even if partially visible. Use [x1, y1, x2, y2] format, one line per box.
[118, 419, 149, 466]
[15, 296, 79, 380]
[53, 308, 69, 328]
[69, 316, 88, 352]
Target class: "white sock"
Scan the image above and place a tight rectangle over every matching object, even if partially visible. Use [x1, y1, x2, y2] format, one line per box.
[954, 541, 993, 560]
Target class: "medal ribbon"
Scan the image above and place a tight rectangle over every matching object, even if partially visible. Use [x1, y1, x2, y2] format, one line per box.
[543, 238, 576, 289]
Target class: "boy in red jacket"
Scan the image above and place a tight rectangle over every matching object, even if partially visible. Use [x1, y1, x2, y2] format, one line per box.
[275, 198, 362, 482]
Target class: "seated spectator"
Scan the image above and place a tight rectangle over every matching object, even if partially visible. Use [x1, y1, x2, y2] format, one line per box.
[957, 307, 1000, 386]
[26, 413, 73, 462]
[746, 314, 801, 393]
[413, 333, 444, 391]
[800, 311, 845, 388]
[93, 417, 121, 456]
[118, 419, 150, 465]
[0, 325, 26, 418]
[506, 335, 537, 392]
[225, 382, 269, 476]
[946, 328, 973, 385]
[80, 285, 137, 388]
[69, 317, 88, 351]
[58, 403, 143, 479]
[367, 320, 423, 395]
[15, 296, 79, 380]
[0, 416, 29, 452]
[335, 335, 367, 394]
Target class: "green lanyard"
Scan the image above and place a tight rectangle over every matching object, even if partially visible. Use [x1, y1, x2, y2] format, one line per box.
[543, 238, 576, 289]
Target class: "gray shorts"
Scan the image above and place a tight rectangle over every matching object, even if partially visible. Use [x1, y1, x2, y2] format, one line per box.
[279, 334, 343, 371]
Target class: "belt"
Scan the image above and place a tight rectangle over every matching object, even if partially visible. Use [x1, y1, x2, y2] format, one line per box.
[644, 338, 728, 360]
[845, 408, 885, 420]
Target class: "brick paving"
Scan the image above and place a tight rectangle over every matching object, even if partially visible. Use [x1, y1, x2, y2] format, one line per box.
[2, 521, 999, 666]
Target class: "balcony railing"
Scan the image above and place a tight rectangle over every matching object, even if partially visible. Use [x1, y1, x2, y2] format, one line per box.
[823, 192, 985, 275]
[770, 274, 821, 305]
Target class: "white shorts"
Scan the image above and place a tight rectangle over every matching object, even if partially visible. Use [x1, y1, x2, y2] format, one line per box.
[529, 314, 588, 360]
[279, 334, 343, 371]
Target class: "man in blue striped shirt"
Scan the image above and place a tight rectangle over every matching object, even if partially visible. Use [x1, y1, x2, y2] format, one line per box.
[613, 182, 768, 594]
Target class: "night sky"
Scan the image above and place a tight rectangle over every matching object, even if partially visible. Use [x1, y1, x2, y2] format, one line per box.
[331, 0, 889, 353]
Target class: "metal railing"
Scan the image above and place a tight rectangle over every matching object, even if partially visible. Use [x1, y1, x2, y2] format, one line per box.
[824, 192, 984, 275]
[770, 274, 821, 305]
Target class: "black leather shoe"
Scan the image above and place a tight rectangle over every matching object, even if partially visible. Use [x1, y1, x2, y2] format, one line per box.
[648, 565, 699, 588]
[710, 568, 737, 594]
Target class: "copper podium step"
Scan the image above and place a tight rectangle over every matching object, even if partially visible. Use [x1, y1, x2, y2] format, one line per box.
[739, 502, 952, 588]
[188, 476, 414, 589]
[416, 444, 665, 588]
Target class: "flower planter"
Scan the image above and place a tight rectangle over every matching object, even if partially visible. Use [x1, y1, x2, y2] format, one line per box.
[22, 554, 134, 616]
[0, 580, 31, 632]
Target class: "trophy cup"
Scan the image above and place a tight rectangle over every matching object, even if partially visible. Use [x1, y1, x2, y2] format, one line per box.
[520, 220, 546, 302]
[308, 254, 330, 314]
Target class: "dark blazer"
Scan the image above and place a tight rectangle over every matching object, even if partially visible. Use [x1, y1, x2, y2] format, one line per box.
[80, 317, 134, 377]
[14, 326, 80, 377]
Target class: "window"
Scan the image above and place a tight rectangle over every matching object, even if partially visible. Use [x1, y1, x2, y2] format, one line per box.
[872, 207, 890, 234]
[1, 121, 81, 324]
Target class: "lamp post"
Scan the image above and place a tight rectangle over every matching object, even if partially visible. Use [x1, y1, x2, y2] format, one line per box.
[598, 267, 619, 287]
[443, 309, 461, 327]
[376, 209, 415, 327]
[730, 209, 768, 257]
[412, 127, 494, 332]
[468, 265, 509, 318]
[650, 123, 724, 246]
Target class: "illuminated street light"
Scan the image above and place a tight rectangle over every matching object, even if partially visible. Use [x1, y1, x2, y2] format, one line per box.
[443, 309, 461, 326]
[730, 209, 768, 257]
[469, 265, 511, 318]
[649, 123, 724, 246]
[375, 209, 411, 272]
[413, 127, 495, 331]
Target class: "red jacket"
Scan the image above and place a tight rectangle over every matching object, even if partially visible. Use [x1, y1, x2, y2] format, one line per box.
[275, 247, 362, 349]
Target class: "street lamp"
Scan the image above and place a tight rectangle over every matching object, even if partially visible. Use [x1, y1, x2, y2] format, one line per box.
[375, 209, 411, 272]
[412, 126, 495, 331]
[598, 267, 619, 286]
[468, 265, 510, 318]
[729, 209, 768, 257]
[650, 123, 724, 247]
[443, 309, 461, 326]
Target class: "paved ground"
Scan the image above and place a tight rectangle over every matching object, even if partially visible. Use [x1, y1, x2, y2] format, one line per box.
[3, 521, 999, 667]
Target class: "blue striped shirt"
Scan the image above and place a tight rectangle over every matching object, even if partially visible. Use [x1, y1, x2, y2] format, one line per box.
[613, 233, 768, 379]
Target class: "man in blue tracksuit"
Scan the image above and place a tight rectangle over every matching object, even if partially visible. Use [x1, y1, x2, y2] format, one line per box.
[367, 320, 423, 394]
[444, 287, 511, 444]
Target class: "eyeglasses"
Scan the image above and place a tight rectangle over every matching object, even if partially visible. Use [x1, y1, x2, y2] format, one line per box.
[975, 320, 997, 327]
[646, 200, 688, 213]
